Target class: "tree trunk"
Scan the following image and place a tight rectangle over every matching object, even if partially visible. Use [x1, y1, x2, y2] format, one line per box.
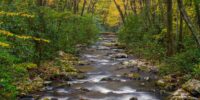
[177, 0, 200, 48]
[194, 0, 200, 28]
[130, 0, 137, 15]
[166, 0, 174, 56]
[178, 14, 184, 52]
[81, 0, 86, 16]
[113, 0, 125, 23]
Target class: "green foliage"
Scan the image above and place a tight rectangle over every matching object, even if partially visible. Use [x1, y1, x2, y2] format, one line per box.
[165, 49, 200, 72]
[0, 48, 18, 65]
[193, 64, 200, 78]
[0, 0, 99, 99]
[118, 15, 165, 60]
[118, 14, 200, 78]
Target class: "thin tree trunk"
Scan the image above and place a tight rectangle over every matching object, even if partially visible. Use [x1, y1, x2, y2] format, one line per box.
[35, 0, 45, 66]
[113, 0, 125, 23]
[177, 0, 200, 48]
[81, 0, 86, 16]
[130, 0, 137, 15]
[178, 15, 184, 52]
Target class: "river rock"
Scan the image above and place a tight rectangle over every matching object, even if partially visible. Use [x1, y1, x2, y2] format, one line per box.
[123, 73, 140, 80]
[182, 79, 200, 97]
[156, 79, 166, 87]
[44, 81, 52, 86]
[144, 77, 150, 81]
[169, 89, 198, 100]
[102, 42, 117, 47]
[98, 46, 110, 50]
[122, 60, 137, 67]
[100, 77, 114, 81]
[58, 51, 65, 57]
[130, 97, 138, 100]
[111, 53, 128, 58]
[156, 74, 179, 91]
[78, 61, 90, 66]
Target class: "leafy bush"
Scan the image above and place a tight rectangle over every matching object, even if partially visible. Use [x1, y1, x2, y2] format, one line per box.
[118, 15, 165, 60]
[118, 14, 200, 78]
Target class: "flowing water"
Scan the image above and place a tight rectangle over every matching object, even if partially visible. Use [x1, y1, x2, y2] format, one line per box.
[21, 33, 167, 100]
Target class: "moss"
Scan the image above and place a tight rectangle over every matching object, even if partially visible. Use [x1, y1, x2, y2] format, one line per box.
[124, 73, 140, 79]
[139, 66, 149, 72]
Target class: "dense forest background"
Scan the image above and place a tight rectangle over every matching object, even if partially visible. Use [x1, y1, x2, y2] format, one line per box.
[0, 0, 200, 99]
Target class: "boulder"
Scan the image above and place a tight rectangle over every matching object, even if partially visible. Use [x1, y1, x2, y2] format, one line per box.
[182, 79, 200, 97]
[156, 79, 177, 91]
[169, 89, 198, 100]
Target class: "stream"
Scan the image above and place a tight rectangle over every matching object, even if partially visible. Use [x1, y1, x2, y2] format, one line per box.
[21, 33, 167, 100]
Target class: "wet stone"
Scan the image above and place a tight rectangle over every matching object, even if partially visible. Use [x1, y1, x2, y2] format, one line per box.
[111, 53, 128, 58]
[182, 79, 200, 97]
[130, 97, 138, 100]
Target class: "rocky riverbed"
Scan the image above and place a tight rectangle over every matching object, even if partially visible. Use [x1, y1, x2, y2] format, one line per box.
[20, 33, 168, 100]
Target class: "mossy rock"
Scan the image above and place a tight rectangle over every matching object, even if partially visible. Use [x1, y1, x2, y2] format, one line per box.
[16, 77, 44, 95]
[124, 73, 140, 79]
[182, 79, 200, 97]
[169, 89, 198, 100]
[139, 66, 149, 72]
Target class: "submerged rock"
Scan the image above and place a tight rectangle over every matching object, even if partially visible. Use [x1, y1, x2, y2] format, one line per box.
[169, 89, 198, 100]
[76, 87, 90, 92]
[182, 79, 200, 97]
[100, 77, 121, 82]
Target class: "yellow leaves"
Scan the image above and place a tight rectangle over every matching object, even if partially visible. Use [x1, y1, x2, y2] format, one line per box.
[16, 63, 38, 69]
[0, 30, 15, 37]
[0, 29, 50, 43]
[0, 42, 10, 48]
[0, 11, 34, 18]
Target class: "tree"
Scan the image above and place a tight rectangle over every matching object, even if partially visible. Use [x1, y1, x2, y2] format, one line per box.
[81, 0, 87, 16]
[166, 0, 174, 56]
[113, 0, 125, 23]
[177, 0, 200, 48]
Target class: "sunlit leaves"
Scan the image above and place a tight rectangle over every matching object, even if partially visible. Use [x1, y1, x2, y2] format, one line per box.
[0, 29, 50, 43]
[0, 11, 34, 18]
[0, 42, 10, 47]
